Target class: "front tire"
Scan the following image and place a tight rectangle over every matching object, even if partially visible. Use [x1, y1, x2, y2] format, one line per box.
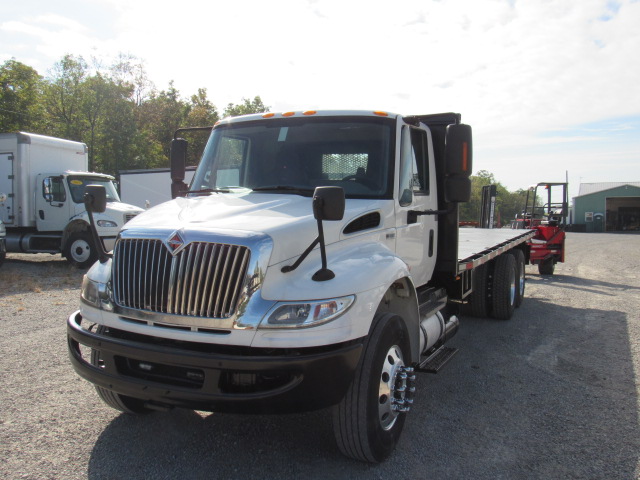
[64, 231, 98, 269]
[332, 313, 411, 463]
[91, 326, 152, 415]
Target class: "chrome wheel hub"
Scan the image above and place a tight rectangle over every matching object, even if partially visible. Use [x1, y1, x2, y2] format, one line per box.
[378, 345, 415, 430]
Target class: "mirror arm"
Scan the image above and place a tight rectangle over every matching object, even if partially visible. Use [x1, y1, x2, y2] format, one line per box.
[312, 217, 335, 281]
[83, 195, 111, 264]
[281, 237, 320, 274]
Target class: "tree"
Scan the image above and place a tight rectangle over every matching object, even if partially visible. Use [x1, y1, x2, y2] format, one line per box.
[44, 55, 89, 140]
[0, 59, 45, 132]
[223, 96, 269, 118]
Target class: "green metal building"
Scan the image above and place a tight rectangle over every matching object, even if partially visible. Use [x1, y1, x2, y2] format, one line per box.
[572, 182, 640, 232]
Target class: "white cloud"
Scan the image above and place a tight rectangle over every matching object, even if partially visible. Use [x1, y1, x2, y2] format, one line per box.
[1, 0, 639, 195]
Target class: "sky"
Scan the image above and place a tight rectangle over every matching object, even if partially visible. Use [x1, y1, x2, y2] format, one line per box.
[2, 0, 640, 201]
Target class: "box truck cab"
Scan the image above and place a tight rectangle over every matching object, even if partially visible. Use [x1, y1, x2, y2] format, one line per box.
[0, 132, 143, 267]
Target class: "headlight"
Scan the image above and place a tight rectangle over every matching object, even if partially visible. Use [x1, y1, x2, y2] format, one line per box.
[80, 274, 113, 311]
[97, 220, 118, 228]
[261, 296, 355, 329]
[81, 275, 100, 308]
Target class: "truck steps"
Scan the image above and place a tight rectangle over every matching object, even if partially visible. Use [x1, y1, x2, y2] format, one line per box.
[416, 346, 458, 373]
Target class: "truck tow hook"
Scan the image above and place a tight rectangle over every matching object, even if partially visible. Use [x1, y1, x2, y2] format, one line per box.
[392, 366, 416, 413]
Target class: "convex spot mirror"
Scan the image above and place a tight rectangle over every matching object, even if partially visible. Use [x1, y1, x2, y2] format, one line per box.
[313, 186, 345, 221]
[84, 185, 107, 213]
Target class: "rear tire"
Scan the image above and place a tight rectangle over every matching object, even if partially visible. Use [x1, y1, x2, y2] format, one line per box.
[492, 254, 517, 320]
[332, 313, 411, 463]
[510, 249, 526, 308]
[91, 326, 152, 415]
[463, 263, 491, 317]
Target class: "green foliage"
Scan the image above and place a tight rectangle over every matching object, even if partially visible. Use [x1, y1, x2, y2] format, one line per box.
[459, 169, 529, 226]
[0, 59, 46, 132]
[1, 55, 269, 175]
[223, 96, 270, 118]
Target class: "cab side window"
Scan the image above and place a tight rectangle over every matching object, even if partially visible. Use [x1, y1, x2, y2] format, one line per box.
[43, 177, 66, 203]
[399, 126, 429, 206]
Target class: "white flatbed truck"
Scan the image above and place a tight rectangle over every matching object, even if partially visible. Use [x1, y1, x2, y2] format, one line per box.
[68, 111, 537, 462]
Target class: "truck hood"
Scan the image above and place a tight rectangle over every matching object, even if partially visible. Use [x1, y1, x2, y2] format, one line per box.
[105, 201, 145, 215]
[124, 193, 387, 265]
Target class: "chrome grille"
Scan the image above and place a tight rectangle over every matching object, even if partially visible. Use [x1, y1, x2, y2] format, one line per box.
[113, 239, 250, 319]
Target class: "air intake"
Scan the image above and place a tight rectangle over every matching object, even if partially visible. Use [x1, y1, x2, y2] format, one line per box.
[343, 212, 381, 234]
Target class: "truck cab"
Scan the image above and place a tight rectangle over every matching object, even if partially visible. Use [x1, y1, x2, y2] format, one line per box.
[35, 171, 141, 266]
[68, 110, 474, 462]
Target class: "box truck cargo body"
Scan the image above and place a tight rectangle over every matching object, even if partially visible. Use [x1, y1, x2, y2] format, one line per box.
[0, 132, 142, 267]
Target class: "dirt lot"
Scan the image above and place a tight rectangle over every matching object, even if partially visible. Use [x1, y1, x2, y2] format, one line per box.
[1, 232, 639, 479]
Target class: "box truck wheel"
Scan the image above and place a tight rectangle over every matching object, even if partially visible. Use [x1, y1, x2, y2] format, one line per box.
[492, 253, 517, 320]
[332, 313, 410, 463]
[64, 232, 98, 268]
[90, 326, 152, 415]
[510, 249, 526, 308]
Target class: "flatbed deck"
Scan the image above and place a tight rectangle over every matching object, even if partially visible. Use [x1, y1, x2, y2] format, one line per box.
[457, 228, 535, 273]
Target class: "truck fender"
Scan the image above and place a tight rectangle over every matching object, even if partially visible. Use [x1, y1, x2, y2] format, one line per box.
[263, 242, 421, 362]
[61, 219, 91, 250]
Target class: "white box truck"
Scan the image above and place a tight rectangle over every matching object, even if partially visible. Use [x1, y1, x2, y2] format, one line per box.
[68, 111, 539, 462]
[118, 167, 196, 209]
[0, 132, 143, 267]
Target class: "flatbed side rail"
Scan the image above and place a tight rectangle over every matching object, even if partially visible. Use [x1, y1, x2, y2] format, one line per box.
[457, 230, 535, 274]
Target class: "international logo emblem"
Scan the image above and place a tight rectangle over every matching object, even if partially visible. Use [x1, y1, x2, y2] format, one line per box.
[166, 230, 185, 255]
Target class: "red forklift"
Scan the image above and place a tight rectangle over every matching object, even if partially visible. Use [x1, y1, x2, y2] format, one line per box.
[513, 182, 568, 275]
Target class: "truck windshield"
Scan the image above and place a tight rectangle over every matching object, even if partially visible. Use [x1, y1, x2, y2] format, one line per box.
[190, 116, 395, 199]
[67, 176, 121, 204]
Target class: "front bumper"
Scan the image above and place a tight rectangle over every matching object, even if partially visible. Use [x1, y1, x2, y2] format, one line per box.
[67, 311, 363, 414]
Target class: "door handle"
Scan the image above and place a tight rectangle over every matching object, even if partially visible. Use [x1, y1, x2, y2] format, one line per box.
[39, 210, 45, 220]
[407, 208, 450, 224]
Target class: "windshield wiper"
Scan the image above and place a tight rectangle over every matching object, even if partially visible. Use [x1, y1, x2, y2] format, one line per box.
[252, 186, 314, 196]
[186, 188, 230, 196]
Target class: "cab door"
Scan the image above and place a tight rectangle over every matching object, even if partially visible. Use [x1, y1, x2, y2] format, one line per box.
[35, 175, 71, 231]
[395, 124, 438, 287]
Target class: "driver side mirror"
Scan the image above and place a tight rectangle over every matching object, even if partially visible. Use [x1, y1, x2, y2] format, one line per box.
[84, 185, 107, 213]
[312, 186, 345, 221]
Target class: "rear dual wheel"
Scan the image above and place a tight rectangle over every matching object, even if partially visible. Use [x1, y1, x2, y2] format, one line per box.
[510, 249, 526, 308]
[492, 253, 517, 320]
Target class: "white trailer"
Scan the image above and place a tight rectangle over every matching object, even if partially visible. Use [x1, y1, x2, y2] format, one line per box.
[69, 111, 539, 462]
[118, 167, 196, 209]
[0, 132, 143, 267]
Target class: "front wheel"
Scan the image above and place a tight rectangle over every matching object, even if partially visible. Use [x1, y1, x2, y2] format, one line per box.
[332, 313, 412, 463]
[64, 231, 98, 268]
[91, 326, 153, 415]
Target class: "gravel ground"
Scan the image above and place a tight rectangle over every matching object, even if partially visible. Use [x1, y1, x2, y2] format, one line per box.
[0, 232, 639, 479]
